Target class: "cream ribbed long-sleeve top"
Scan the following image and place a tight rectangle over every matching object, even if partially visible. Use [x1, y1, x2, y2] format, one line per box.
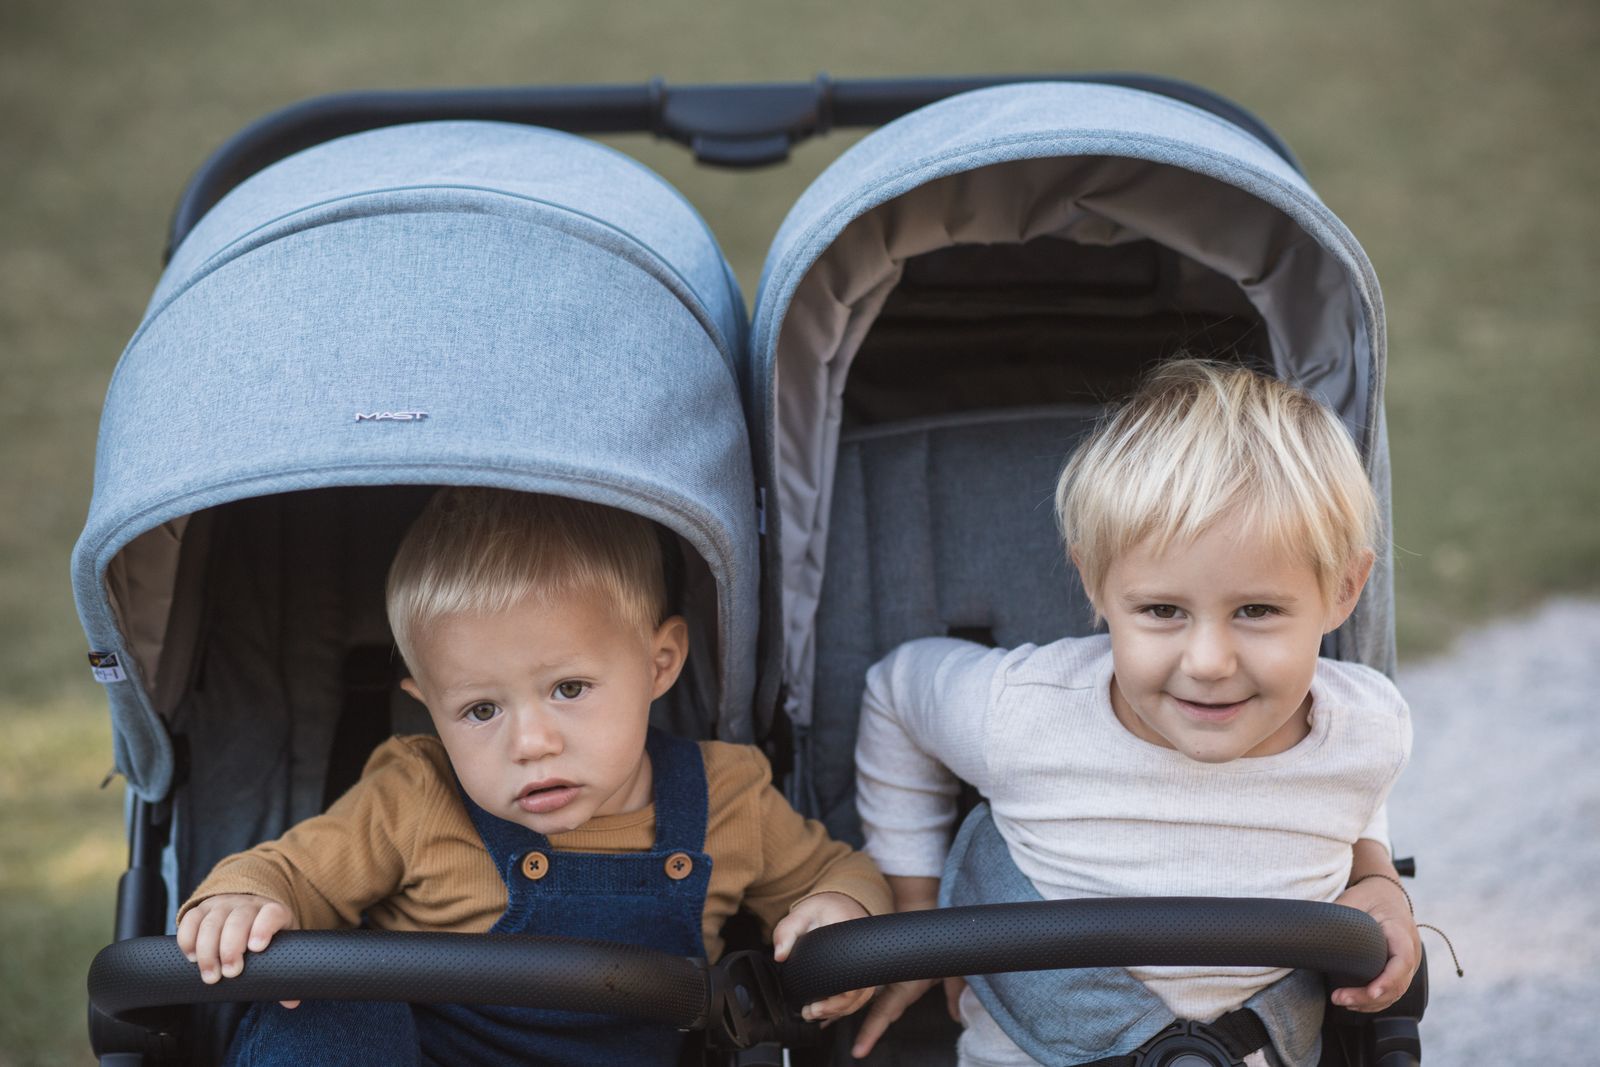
[855, 635, 1410, 1060]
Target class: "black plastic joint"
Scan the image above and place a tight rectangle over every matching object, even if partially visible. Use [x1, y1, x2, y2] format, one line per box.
[660, 80, 831, 167]
[1369, 1017, 1422, 1064]
[88, 1003, 182, 1060]
[703, 950, 816, 1051]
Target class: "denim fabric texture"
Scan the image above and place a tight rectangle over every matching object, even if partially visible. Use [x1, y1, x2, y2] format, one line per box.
[418, 727, 712, 1065]
[941, 804, 1323, 1067]
[222, 1001, 421, 1067]
[220, 728, 712, 1067]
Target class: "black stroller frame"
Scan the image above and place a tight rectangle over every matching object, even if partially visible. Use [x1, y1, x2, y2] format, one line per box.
[86, 75, 1425, 1067]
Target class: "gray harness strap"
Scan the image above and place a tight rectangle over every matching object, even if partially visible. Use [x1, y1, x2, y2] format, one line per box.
[940, 804, 1324, 1067]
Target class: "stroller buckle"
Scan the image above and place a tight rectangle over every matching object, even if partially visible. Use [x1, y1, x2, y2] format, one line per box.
[1130, 1020, 1245, 1067]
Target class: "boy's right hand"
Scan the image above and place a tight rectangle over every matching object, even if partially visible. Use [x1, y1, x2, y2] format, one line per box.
[851, 976, 964, 1059]
[176, 894, 299, 1008]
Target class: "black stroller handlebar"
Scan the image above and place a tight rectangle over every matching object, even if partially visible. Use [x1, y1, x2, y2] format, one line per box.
[87, 897, 1385, 1057]
[779, 897, 1388, 1004]
[166, 72, 1300, 259]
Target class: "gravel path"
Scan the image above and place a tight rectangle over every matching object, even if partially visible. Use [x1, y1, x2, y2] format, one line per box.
[1388, 597, 1600, 1064]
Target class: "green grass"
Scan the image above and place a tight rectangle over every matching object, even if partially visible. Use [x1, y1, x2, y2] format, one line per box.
[2, 1, 1597, 1062]
[0, 689, 124, 1066]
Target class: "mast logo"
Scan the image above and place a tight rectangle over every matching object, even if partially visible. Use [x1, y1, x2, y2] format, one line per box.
[354, 411, 429, 422]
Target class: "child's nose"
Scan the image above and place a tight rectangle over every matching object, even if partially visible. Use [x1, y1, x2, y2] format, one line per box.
[510, 707, 562, 761]
[1181, 624, 1236, 680]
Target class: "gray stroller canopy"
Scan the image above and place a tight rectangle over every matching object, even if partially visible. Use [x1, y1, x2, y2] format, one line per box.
[72, 121, 756, 802]
[749, 82, 1392, 745]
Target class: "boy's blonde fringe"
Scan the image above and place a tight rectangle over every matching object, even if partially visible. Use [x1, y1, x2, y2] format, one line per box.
[1057, 360, 1377, 617]
[386, 488, 666, 673]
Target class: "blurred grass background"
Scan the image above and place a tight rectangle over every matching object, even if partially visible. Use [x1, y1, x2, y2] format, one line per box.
[2, 1, 1595, 1062]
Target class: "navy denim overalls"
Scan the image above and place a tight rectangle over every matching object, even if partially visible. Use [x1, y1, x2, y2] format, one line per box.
[224, 727, 713, 1067]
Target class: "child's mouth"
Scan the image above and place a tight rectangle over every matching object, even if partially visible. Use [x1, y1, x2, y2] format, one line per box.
[1172, 696, 1248, 723]
[517, 782, 580, 814]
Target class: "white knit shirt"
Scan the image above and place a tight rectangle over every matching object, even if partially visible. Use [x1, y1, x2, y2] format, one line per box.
[855, 634, 1411, 1066]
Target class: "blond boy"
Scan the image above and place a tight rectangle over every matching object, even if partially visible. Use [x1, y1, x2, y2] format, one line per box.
[852, 362, 1418, 1067]
[178, 488, 886, 1066]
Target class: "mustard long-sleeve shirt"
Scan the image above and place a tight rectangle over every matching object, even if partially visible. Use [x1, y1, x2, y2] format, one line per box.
[181, 735, 890, 959]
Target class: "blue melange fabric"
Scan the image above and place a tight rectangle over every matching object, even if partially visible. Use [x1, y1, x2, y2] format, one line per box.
[73, 122, 756, 802]
[942, 804, 1323, 1066]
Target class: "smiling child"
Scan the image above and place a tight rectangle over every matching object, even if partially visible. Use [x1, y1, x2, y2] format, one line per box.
[851, 361, 1417, 1067]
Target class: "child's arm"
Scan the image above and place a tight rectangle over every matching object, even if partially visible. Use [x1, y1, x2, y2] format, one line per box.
[717, 745, 890, 1024]
[173, 738, 429, 991]
[847, 641, 1002, 1055]
[1331, 837, 1421, 1012]
[855, 640, 1002, 877]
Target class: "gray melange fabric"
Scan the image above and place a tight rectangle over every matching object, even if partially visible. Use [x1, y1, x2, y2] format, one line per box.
[811, 406, 1097, 843]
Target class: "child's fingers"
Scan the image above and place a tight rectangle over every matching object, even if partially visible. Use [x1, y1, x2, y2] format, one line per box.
[217, 906, 260, 979]
[944, 980, 965, 1021]
[849, 981, 926, 1059]
[248, 901, 293, 952]
[192, 907, 228, 982]
[802, 986, 873, 1022]
[850, 995, 896, 1058]
[770, 913, 815, 962]
[176, 909, 201, 960]
[1330, 954, 1405, 1011]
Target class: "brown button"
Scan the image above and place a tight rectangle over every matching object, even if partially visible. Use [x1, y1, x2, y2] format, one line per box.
[664, 852, 693, 880]
[521, 851, 550, 881]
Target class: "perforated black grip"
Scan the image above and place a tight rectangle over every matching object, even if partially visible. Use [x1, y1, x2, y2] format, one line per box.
[779, 898, 1387, 1006]
[88, 930, 709, 1027]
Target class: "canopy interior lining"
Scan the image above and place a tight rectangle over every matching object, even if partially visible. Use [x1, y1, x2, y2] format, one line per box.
[772, 153, 1372, 725]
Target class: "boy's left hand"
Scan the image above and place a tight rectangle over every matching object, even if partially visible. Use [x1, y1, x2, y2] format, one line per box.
[773, 892, 875, 1023]
[1331, 875, 1421, 1012]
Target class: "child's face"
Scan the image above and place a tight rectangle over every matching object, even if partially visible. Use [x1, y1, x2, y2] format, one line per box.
[1087, 515, 1368, 763]
[400, 590, 687, 835]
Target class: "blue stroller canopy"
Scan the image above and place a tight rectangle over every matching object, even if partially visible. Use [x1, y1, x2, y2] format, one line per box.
[72, 121, 756, 802]
[748, 82, 1393, 738]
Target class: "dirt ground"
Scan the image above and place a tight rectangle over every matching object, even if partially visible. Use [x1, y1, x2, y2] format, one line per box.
[1388, 597, 1599, 1063]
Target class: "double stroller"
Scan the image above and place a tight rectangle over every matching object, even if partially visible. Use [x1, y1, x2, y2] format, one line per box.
[76, 75, 1421, 1066]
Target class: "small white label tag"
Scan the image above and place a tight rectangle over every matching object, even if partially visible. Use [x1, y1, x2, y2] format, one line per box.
[88, 651, 127, 683]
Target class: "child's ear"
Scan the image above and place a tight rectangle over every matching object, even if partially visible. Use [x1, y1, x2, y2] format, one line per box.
[1324, 548, 1377, 632]
[649, 616, 690, 698]
[399, 677, 425, 705]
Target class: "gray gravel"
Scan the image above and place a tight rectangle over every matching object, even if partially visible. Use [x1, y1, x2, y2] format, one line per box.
[1387, 597, 1600, 1064]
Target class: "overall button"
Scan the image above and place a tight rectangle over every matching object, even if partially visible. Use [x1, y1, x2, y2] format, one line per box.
[664, 852, 694, 880]
[521, 851, 550, 881]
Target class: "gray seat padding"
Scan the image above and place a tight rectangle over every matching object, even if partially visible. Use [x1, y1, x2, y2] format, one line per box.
[810, 405, 1101, 845]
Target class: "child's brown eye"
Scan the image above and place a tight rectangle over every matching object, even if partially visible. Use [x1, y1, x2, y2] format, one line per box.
[1240, 605, 1273, 619]
[465, 703, 498, 722]
[554, 681, 587, 700]
[1149, 605, 1178, 619]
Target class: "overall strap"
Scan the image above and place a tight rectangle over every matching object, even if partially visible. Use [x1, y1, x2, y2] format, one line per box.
[643, 726, 709, 852]
[457, 774, 551, 889]
[425, 729, 714, 1067]
[454, 726, 711, 874]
